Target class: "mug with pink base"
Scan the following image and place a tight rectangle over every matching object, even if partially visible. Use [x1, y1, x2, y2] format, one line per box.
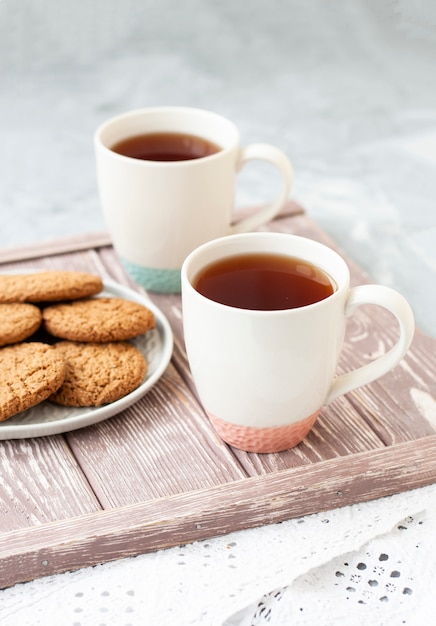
[181, 232, 415, 453]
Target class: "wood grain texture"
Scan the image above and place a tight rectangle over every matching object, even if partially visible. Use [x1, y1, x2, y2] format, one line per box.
[0, 232, 112, 264]
[66, 361, 247, 507]
[0, 436, 102, 532]
[0, 202, 435, 587]
[2, 436, 436, 588]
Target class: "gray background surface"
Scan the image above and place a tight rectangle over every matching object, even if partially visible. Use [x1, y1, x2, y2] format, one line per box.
[1, 0, 435, 336]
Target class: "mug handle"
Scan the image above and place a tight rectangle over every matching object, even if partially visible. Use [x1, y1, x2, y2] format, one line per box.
[229, 143, 294, 234]
[325, 284, 415, 404]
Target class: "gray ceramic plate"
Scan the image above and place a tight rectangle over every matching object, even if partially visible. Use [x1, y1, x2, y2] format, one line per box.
[0, 277, 174, 439]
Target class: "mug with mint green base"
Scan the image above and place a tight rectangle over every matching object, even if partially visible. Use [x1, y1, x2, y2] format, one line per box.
[95, 106, 293, 293]
[120, 259, 182, 294]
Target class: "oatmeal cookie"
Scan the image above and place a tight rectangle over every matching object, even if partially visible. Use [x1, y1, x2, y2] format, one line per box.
[0, 271, 103, 303]
[0, 342, 66, 421]
[49, 341, 147, 407]
[42, 297, 155, 342]
[0, 303, 42, 347]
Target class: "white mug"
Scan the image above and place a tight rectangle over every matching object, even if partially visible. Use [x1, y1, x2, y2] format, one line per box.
[94, 107, 293, 293]
[181, 232, 415, 453]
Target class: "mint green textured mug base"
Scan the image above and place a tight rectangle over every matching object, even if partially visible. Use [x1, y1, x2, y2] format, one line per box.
[121, 258, 182, 293]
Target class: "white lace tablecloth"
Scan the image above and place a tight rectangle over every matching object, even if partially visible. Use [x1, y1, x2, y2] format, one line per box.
[2, 483, 436, 625]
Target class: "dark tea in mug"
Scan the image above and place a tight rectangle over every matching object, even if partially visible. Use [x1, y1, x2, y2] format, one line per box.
[111, 131, 221, 162]
[193, 253, 336, 310]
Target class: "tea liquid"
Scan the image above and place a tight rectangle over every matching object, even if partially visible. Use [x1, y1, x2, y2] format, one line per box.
[111, 131, 221, 162]
[193, 253, 335, 310]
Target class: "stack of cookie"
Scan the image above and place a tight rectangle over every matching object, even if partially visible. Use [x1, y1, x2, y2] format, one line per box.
[0, 271, 155, 422]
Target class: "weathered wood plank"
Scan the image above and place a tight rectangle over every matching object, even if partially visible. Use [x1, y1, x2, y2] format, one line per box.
[66, 361, 248, 507]
[0, 232, 112, 264]
[0, 436, 102, 531]
[2, 435, 436, 589]
[0, 247, 109, 276]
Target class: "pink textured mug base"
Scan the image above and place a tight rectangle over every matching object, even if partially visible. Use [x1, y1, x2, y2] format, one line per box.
[207, 410, 320, 453]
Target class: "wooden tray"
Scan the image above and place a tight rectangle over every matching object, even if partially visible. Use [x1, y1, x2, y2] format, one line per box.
[1, 203, 435, 589]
